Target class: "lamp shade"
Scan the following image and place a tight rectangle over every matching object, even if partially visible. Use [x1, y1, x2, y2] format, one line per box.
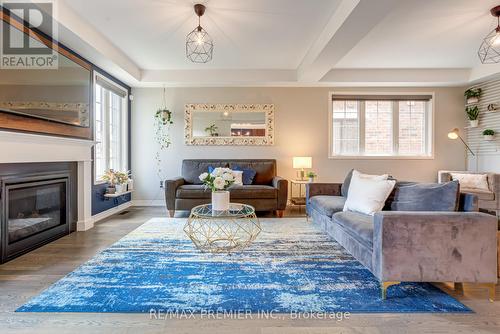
[447, 128, 459, 140]
[293, 156, 312, 169]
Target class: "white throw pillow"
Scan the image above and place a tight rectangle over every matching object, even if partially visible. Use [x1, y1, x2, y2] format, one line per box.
[232, 170, 243, 186]
[355, 170, 389, 181]
[343, 170, 396, 215]
[450, 173, 489, 191]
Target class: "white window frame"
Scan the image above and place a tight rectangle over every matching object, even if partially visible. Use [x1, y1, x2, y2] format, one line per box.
[93, 72, 129, 184]
[328, 92, 435, 160]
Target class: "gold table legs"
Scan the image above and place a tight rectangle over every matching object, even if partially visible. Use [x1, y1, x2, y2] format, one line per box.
[381, 281, 400, 299]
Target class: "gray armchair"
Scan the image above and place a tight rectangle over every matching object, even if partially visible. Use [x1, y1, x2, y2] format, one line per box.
[165, 159, 288, 217]
[439, 170, 500, 217]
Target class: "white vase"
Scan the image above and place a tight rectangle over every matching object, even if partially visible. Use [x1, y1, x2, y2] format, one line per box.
[467, 97, 479, 104]
[484, 135, 494, 141]
[212, 191, 230, 211]
[308, 177, 315, 183]
[127, 179, 134, 191]
[115, 184, 125, 194]
[469, 120, 479, 128]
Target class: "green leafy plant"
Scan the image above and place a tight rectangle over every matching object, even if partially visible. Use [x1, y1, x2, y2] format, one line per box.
[466, 106, 479, 120]
[101, 169, 130, 185]
[464, 88, 481, 99]
[306, 171, 317, 178]
[154, 108, 173, 149]
[483, 129, 495, 136]
[205, 124, 218, 136]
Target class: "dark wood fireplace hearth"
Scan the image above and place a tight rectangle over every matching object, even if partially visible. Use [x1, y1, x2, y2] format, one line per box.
[0, 162, 77, 263]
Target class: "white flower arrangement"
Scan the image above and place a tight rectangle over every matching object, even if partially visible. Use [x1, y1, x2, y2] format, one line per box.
[199, 167, 235, 192]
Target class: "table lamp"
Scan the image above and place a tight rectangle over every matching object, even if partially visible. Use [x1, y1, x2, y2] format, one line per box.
[293, 157, 312, 181]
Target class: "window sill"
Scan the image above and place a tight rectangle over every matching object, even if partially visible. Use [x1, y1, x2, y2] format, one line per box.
[328, 155, 434, 160]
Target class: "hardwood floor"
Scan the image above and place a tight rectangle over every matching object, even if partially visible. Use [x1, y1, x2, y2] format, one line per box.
[1, 206, 499, 334]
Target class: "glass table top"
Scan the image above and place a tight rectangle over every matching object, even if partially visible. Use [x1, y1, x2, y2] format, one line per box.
[190, 203, 256, 218]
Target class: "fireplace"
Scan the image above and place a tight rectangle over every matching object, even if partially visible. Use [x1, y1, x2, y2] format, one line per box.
[0, 163, 77, 263]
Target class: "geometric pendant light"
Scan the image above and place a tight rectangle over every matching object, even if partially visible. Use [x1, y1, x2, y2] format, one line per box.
[478, 5, 500, 64]
[186, 4, 214, 63]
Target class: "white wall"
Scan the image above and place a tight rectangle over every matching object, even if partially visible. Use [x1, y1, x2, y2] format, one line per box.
[131, 87, 466, 203]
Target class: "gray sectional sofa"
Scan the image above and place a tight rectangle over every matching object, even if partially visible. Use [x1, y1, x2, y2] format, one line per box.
[165, 159, 288, 217]
[306, 172, 498, 300]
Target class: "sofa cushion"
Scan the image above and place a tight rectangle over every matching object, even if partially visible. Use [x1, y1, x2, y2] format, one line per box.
[385, 180, 460, 212]
[228, 185, 277, 199]
[232, 166, 257, 185]
[176, 185, 211, 199]
[228, 161, 275, 185]
[461, 187, 495, 201]
[309, 195, 346, 217]
[181, 160, 276, 185]
[182, 161, 230, 184]
[332, 211, 374, 248]
[340, 169, 354, 197]
[177, 184, 277, 199]
[343, 170, 395, 215]
[450, 172, 489, 191]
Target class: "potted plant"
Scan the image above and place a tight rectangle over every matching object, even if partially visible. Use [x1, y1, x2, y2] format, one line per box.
[154, 108, 173, 149]
[483, 129, 495, 141]
[306, 171, 317, 183]
[205, 124, 218, 137]
[466, 106, 479, 127]
[101, 169, 130, 194]
[464, 88, 481, 104]
[114, 171, 130, 193]
[199, 168, 235, 211]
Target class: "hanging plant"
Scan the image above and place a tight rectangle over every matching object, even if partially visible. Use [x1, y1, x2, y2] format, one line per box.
[464, 88, 481, 104]
[154, 88, 173, 150]
[154, 88, 173, 184]
[154, 108, 173, 149]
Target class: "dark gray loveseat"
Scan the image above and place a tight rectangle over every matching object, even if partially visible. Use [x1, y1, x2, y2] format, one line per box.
[165, 159, 288, 217]
[306, 173, 498, 300]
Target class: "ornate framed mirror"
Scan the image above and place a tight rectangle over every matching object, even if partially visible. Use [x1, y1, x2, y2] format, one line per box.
[184, 104, 274, 146]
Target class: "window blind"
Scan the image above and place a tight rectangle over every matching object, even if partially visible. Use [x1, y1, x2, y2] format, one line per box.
[332, 94, 432, 101]
[95, 76, 128, 98]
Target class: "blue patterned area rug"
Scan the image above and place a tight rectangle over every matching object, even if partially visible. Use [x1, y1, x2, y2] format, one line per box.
[17, 218, 471, 313]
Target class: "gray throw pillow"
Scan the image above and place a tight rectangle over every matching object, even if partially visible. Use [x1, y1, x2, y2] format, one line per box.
[341, 169, 354, 197]
[387, 180, 460, 212]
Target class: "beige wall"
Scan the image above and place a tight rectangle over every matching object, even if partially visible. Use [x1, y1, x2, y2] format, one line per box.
[131, 87, 466, 203]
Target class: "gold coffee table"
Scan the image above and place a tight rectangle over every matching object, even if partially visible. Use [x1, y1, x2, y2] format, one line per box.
[183, 203, 261, 253]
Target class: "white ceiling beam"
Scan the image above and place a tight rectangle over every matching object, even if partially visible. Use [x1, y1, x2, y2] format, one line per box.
[140, 69, 297, 87]
[321, 68, 471, 87]
[297, 0, 400, 83]
[469, 63, 500, 84]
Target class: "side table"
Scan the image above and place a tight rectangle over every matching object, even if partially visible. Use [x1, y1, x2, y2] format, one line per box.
[290, 179, 308, 215]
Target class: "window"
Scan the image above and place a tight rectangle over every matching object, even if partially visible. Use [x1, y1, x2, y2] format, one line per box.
[94, 74, 128, 182]
[330, 94, 433, 158]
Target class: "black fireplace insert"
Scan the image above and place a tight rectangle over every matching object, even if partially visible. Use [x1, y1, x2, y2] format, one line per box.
[0, 163, 76, 263]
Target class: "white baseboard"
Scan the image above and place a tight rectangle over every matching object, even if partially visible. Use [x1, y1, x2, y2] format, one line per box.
[77, 218, 94, 231]
[91, 201, 133, 224]
[131, 200, 166, 207]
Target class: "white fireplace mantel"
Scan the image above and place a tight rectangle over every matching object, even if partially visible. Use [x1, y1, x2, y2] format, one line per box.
[0, 131, 96, 231]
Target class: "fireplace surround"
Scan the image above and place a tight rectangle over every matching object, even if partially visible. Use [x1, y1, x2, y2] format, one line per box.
[0, 162, 77, 263]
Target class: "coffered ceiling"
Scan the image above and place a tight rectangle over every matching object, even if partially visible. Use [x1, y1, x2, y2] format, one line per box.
[39, 0, 500, 86]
